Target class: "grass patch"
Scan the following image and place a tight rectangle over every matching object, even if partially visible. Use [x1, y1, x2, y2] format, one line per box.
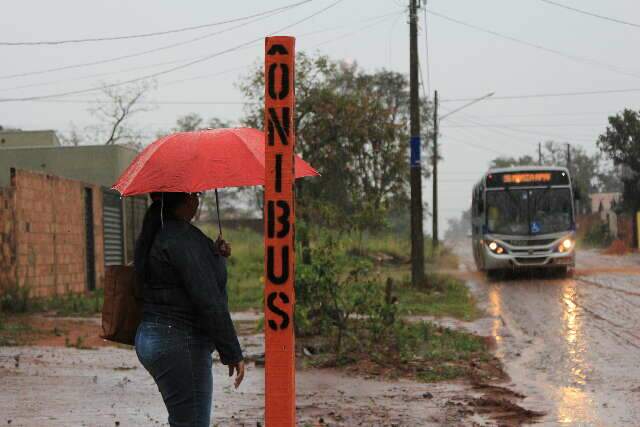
[197, 226, 466, 316]
[393, 273, 481, 320]
[65, 334, 92, 350]
[200, 226, 264, 312]
[1, 287, 103, 317]
[411, 322, 491, 382]
[0, 316, 35, 346]
[304, 320, 495, 383]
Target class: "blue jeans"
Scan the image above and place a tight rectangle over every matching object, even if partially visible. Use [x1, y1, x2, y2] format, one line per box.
[135, 319, 213, 427]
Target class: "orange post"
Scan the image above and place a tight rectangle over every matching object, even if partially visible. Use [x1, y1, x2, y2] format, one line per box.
[263, 36, 296, 426]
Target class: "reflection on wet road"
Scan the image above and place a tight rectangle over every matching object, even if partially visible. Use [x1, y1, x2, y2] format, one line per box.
[461, 248, 640, 425]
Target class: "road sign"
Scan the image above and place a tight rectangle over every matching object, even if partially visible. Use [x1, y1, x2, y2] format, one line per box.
[263, 36, 296, 426]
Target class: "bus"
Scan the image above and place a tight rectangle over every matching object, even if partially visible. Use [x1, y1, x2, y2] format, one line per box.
[471, 166, 576, 275]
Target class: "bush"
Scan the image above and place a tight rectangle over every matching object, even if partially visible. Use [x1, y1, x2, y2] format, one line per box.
[0, 284, 32, 313]
[582, 222, 613, 248]
[295, 235, 400, 358]
[0, 284, 103, 317]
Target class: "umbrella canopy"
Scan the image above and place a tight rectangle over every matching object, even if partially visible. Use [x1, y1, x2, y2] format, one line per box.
[112, 127, 318, 196]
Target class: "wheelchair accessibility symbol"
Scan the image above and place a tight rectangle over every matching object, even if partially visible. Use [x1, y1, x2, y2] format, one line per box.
[531, 222, 541, 234]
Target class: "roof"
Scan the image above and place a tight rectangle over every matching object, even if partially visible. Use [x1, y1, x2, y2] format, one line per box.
[487, 165, 570, 174]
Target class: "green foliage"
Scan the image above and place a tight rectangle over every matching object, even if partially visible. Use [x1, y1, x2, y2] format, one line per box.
[490, 155, 537, 169]
[238, 52, 432, 232]
[598, 109, 640, 211]
[0, 284, 103, 317]
[0, 284, 32, 313]
[65, 335, 90, 350]
[294, 234, 481, 377]
[581, 222, 614, 248]
[0, 319, 33, 346]
[394, 273, 481, 320]
[201, 225, 265, 312]
[295, 235, 382, 353]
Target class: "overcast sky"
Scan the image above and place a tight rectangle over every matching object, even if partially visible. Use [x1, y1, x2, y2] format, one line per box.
[2, 0, 640, 235]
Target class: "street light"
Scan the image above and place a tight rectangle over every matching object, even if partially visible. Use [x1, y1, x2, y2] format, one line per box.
[439, 92, 495, 122]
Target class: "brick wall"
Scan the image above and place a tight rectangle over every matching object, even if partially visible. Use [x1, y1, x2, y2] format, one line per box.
[617, 214, 636, 249]
[0, 186, 17, 293]
[5, 169, 104, 298]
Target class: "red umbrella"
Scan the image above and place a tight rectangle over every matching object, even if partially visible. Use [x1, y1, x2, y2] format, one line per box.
[112, 127, 318, 195]
[111, 127, 319, 235]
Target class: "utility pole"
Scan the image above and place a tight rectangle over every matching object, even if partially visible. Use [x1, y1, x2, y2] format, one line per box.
[432, 90, 439, 250]
[538, 142, 542, 165]
[409, 0, 425, 287]
[566, 143, 571, 170]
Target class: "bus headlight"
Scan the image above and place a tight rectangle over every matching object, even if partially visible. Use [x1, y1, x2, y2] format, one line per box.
[487, 241, 505, 254]
[558, 238, 573, 253]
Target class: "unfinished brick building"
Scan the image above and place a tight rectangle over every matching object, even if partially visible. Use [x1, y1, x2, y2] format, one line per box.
[0, 168, 145, 298]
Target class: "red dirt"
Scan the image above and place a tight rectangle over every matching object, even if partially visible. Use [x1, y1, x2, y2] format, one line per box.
[2, 314, 116, 349]
[604, 239, 631, 256]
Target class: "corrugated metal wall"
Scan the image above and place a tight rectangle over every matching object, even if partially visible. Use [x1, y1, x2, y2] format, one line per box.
[102, 190, 124, 266]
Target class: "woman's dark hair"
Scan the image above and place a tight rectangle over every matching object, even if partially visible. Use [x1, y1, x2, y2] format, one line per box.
[134, 192, 190, 283]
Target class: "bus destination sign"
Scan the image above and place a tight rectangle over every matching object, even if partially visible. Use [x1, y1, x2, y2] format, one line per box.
[503, 172, 551, 184]
[486, 170, 570, 188]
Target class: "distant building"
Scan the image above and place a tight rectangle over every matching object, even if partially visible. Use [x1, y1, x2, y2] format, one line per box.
[0, 129, 60, 148]
[590, 192, 622, 215]
[0, 130, 146, 296]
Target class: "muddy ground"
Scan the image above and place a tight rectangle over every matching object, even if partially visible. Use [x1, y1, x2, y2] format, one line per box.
[3, 247, 638, 426]
[455, 246, 640, 426]
[0, 315, 508, 427]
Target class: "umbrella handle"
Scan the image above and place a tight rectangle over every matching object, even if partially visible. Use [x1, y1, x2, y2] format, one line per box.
[215, 189, 222, 238]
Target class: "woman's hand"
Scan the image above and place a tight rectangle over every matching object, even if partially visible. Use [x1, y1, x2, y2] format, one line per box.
[216, 236, 231, 258]
[228, 360, 245, 389]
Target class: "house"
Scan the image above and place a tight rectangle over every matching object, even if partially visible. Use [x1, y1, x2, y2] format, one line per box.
[0, 130, 146, 296]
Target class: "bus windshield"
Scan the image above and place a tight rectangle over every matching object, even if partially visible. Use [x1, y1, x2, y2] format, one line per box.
[486, 188, 573, 235]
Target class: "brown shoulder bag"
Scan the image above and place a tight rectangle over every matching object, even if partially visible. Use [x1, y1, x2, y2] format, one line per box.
[101, 265, 142, 346]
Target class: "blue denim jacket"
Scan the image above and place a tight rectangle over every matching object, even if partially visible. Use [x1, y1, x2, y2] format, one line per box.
[141, 219, 243, 365]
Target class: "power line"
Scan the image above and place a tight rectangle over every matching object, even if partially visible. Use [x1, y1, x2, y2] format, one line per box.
[442, 134, 508, 155]
[22, 99, 254, 105]
[452, 113, 596, 143]
[310, 11, 403, 47]
[0, 10, 399, 93]
[538, 0, 640, 29]
[441, 87, 640, 102]
[459, 110, 613, 118]
[0, 0, 315, 46]
[0, 6, 291, 81]
[0, 0, 346, 103]
[447, 123, 603, 128]
[426, 8, 640, 80]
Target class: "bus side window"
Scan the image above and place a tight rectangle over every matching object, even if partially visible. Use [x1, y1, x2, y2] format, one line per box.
[478, 197, 484, 215]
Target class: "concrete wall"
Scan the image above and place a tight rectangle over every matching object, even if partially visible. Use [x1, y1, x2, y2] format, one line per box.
[0, 169, 104, 298]
[0, 144, 138, 188]
[0, 130, 60, 148]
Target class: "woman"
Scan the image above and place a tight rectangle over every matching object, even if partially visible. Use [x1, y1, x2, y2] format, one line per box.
[134, 191, 245, 427]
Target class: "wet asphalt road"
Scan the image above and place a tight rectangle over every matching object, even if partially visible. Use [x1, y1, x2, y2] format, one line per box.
[461, 246, 640, 426]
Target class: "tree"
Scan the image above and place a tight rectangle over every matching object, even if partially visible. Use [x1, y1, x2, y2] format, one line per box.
[58, 124, 83, 147]
[173, 113, 204, 132]
[60, 80, 155, 149]
[90, 80, 156, 148]
[238, 52, 432, 232]
[539, 141, 597, 210]
[444, 208, 471, 240]
[598, 109, 640, 211]
[490, 155, 536, 169]
[488, 142, 614, 213]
